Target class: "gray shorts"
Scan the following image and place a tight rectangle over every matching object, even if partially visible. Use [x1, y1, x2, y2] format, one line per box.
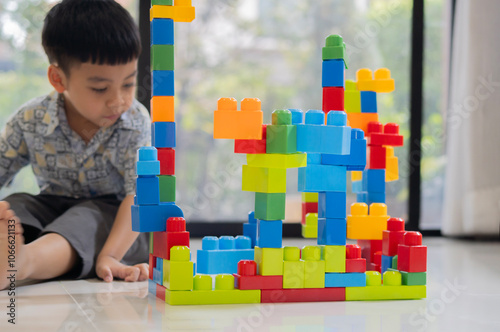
[3, 193, 149, 279]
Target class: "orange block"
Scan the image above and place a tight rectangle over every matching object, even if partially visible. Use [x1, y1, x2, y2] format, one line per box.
[347, 203, 389, 240]
[151, 96, 175, 123]
[347, 113, 379, 134]
[213, 98, 263, 140]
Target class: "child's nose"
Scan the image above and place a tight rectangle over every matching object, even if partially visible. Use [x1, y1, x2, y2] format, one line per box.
[107, 90, 125, 108]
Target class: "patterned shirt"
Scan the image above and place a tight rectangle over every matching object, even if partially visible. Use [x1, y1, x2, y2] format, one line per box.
[0, 91, 150, 200]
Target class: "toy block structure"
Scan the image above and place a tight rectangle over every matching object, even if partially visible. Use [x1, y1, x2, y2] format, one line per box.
[136, 4, 426, 304]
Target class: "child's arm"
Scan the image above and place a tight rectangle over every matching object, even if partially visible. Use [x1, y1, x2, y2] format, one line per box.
[95, 194, 148, 282]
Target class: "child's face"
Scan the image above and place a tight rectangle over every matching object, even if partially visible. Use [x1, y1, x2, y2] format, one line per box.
[61, 60, 138, 130]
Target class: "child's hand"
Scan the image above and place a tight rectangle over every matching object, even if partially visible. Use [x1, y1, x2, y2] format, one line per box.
[96, 254, 148, 283]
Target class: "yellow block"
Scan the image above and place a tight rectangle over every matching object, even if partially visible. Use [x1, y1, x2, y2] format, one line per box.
[347, 203, 389, 240]
[301, 224, 317, 238]
[345, 80, 361, 113]
[254, 247, 284, 276]
[347, 113, 379, 134]
[246, 153, 307, 169]
[283, 246, 305, 288]
[150, 5, 195, 22]
[302, 192, 318, 203]
[351, 171, 363, 182]
[151, 96, 175, 122]
[302, 246, 325, 289]
[346, 285, 426, 301]
[321, 245, 346, 273]
[386, 146, 399, 181]
[242, 165, 286, 193]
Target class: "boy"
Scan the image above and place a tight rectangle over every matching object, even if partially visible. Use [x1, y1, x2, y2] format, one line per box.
[0, 0, 151, 290]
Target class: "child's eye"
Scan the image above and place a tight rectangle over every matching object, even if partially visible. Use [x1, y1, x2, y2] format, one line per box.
[123, 83, 136, 89]
[91, 87, 107, 94]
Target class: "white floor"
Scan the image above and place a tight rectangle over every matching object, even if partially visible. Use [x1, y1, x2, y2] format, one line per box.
[1, 237, 500, 332]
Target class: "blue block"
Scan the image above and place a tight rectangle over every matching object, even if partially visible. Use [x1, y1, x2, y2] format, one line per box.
[152, 122, 176, 148]
[248, 211, 257, 224]
[356, 192, 386, 206]
[307, 153, 322, 164]
[381, 255, 393, 274]
[148, 279, 157, 295]
[323, 111, 351, 155]
[131, 202, 184, 232]
[298, 164, 347, 192]
[151, 18, 174, 45]
[152, 70, 174, 96]
[362, 169, 385, 193]
[153, 268, 162, 285]
[289, 109, 304, 124]
[322, 59, 345, 88]
[317, 218, 346, 246]
[136, 176, 160, 205]
[138, 146, 158, 161]
[197, 236, 254, 274]
[352, 180, 362, 193]
[136, 161, 160, 176]
[325, 273, 366, 287]
[156, 257, 163, 273]
[321, 129, 367, 171]
[360, 91, 377, 113]
[257, 219, 282, 248]
[318, 191, 346, 219]
[296, 110, 324, 153]
[243, 224, 257, 249]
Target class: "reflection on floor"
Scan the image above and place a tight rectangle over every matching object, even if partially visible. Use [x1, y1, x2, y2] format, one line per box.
[1, 237, 500, 332]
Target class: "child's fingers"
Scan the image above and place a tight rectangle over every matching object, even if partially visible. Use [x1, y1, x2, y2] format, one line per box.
[124, 266, 140, 282]
[97, 265, 113, 283]
[135, 263, 149, 281]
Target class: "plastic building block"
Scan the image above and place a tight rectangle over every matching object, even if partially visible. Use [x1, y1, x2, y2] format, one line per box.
[151, 96, 175, 122]
[357, 191, 386, 206]
[151, 44, 174, 71]
[383, 270, 402, 286]
[382, 217, 405, 256]
[397, 231, 427, 272]
[347, 203, 389, 240]
[302, 192, 319, 203]
[196, 236, 254, 274]
[346, 112, 379, 133]
[164, 246, 194, 290]
[152, 121, 176, 148]
[318, 218, 347, 246]
[148, 279, 157, 295]
[318, 191, 347, 219]
[157, 148, 175, 175]
[153, 218, 189, 260]
[150, 18, 173, 46]
[151, 70, 174, 96]
[302, 246, 325, 288]
[246, 153, 306, 169]
[266, 112, 297, 154]
[158, 175, 176, 202]
[213, 98, 263, 140]
[357, 239, 382, 266]
[131, 203, 184, 232]
[289, 109, 304, 124]
[322, 35, 347, 67]
[352, 170, 363, 182]
[386, 146, 399, 181]
[153, 268, 162, 285]
[296, 110, 324, 152]
[345, 244, 366, 273]
[234, 125, 267, 154]
[283, 246, 305, 288]
[321, 128, 367, 171]
[243, 212, 257, 248]
[136, 176, 160, 205]
[233, 260, 283, 290]
[136, 147, 160, 176]
[323, 87, 344, 113]
[362, 169, 386, 193]
[322, 60, 345, 87]
[298, 164, 347, 192]
[367, 145, 386, 169]
[152, 0, 173, 5]
[366, 271, 382, 286]
[149, 254, 155, 279]
[372, 68, 395, 93]
[321, 245, 346, 273]
[301, 202, 318, 225]
[255, 193, 286, 220]
[401, 271, 426, 286]
[322, 111, 351, 154]
[344, 80, 361, 113]
[346, 285, 426, 301]
[381, 255, 393, 274]
[352, 180, 362, 193]
[257, 219, 282, 248]
[150, 4, 195, 23]
[302, 213, 318, 238]
[156, 284, 167, 301]
[325, 273, 366, 287]
[307, 153, 322, 164]
[242, 166, 286, 193]
[261, 287, 345, 303]
[254, 247, 284, 276]
[360, 91, 377, 113]
[367, 122, 403, 147]
[165, 275, 261, 305]
[392, 255, 398, 269]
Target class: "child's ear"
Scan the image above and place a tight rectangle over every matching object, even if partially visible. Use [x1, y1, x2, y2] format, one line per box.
[48, 64, 67, 93]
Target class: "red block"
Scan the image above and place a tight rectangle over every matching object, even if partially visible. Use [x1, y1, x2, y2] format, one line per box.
[358, 239, 382, 266]
[346, 244, 361, 259]
[397, 231, 427, 272]
[369, 263, 381, 273]
[367, 145, 386, 169]
[234, 275, 283, 290]
[234, 125, 267, 154]
[367, 122, 403, 147]
[149, 254, 155, 280]
[153, 231, 190, 260]
[322, 87, 345, 113]
[382, 218, 406, 256]
[157, 148, 175, 175]
[156, 284, 166, 301]
[301, 202, 318, 225]
[346, 258, 366, 273]
[261, 287, 345, 303]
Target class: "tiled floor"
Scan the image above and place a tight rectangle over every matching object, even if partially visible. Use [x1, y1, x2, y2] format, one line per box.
[1, 237, 500, 332]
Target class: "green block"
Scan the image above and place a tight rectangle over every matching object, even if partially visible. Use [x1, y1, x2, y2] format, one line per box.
[266, 125, 297, 154]
[321, 245, 345, 273]
[392, 255, 398, 269]
[159, 175, 176, 202]
[346, 285, 426, 301]
[254, 247, 284, 275]
[322, 35, 348, 68]
[151, 44, 174, 71]
[272, 109, 292, 125]
[152, 0, 173, 5]
[149, 232, 153, 254]
[254, 193, 286, 220]
[401, 271, 426, 286]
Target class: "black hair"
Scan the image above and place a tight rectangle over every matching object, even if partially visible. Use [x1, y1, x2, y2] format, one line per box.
[42, 0, 141, 75]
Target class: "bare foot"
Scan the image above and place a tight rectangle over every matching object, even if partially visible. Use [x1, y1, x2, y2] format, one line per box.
[0, 201, 26, 290]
